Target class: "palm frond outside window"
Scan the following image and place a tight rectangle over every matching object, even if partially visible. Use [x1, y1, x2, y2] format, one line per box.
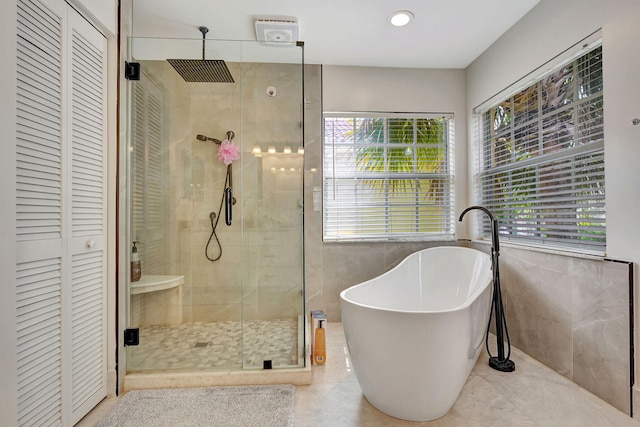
[323, 112, 454, 242]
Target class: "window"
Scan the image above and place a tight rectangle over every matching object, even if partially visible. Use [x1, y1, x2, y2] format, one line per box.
[323, 113, 455, 242]
[478, 46, 604, 253]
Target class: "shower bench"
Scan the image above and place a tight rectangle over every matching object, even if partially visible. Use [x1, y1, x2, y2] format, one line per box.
[130, 275, 184, 326]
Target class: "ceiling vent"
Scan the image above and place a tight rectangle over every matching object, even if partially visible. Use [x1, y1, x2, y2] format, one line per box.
[254, 17, 299, 44]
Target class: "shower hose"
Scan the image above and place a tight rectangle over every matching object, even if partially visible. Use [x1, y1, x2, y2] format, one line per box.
[205, 168, 232, 262]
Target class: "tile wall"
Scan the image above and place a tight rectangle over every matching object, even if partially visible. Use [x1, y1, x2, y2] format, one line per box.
[138, 59, 304, 324]
[493, 244, 632, 414]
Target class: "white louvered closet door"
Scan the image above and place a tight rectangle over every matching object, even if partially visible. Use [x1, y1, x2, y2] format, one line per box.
[67, 7, 108, 425]
[16, 0, 107, 425]
[16, 1, 67, 424]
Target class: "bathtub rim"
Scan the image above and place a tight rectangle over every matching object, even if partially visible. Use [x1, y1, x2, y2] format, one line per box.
[339, 246, 492, 315]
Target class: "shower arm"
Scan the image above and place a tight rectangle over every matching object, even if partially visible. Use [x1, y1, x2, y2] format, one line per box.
[199, 26, 208, 61]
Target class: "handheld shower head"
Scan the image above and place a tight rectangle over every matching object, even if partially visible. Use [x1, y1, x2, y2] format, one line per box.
[196, 134, 222, 144]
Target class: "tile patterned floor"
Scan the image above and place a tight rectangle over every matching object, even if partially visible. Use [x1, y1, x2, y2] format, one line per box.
[127, 319, 300, 371]
[293, 323, 640, 427]
[81, 322, 640, 426]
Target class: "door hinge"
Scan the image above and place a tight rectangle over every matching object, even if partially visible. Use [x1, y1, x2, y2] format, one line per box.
[124, 328, 140, 346]
[125, 61, 140, 80]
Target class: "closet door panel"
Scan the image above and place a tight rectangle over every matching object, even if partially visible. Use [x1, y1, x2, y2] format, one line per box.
[16, 0, 65, 425]
[16, 0, 64, 243]
[16, 255, 63, 427]
[68, 7, 107, 424]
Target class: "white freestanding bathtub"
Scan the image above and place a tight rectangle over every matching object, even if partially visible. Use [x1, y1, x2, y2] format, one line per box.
[340, 246, 493, 421]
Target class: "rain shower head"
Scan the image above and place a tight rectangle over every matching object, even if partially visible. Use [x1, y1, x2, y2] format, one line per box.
[168, 26, 235, 83]
[168, 59, 234, 83]
[196, 134, 222, 144]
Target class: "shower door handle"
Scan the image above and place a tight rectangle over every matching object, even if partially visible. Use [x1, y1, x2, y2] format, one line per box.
[224, 187, 233, 226]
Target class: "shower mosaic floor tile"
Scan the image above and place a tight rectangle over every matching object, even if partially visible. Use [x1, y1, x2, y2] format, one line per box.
[127, 319, 299, 371]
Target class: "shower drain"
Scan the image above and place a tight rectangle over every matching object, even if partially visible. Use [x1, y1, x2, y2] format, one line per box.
[194, 341, 212, 348]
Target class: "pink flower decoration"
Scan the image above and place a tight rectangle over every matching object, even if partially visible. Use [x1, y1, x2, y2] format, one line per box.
[217, 139, 240, 166]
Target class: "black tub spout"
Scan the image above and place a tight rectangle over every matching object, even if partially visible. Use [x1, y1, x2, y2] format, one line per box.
[459, 205, 499, 255]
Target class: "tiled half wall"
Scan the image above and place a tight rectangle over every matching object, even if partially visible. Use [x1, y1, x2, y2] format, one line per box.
[483, 244, 633, 415]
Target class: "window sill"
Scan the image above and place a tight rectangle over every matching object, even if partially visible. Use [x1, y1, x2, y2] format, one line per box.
[462, 238, 607, 261]
[323, 236, 456, 244]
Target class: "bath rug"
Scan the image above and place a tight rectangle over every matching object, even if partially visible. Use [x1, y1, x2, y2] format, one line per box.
[98, 384, 295, 427]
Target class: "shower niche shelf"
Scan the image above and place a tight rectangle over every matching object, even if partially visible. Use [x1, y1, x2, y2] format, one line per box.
[130, 275, 184, 327]
[130, 274, 184, 295]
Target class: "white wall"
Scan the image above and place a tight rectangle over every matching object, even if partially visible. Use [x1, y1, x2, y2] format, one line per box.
[0, 1, 17, 424]
[322, 65, 469, 233]
[465, 0, 640, 401]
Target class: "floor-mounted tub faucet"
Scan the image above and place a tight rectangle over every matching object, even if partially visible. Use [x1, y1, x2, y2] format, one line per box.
[459, 206, 515, 372]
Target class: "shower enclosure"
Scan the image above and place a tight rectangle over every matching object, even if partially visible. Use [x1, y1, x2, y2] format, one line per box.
[123, 35, 305, 373]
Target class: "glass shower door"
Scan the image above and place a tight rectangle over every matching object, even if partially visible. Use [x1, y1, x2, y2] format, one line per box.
[124, 37, 305, 373]
[239, 47, 305, 369]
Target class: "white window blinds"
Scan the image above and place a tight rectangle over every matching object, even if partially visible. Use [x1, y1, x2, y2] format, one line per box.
[131, 75, 165, 274]
[323, 113, 455, 242]
[478, 45, 605, 253]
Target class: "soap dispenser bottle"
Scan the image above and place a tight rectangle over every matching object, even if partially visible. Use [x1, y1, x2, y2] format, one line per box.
[313, 320, 326, 365]
[131, 241, 141, 282]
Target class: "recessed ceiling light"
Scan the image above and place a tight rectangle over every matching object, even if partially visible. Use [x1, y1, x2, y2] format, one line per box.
[389, 10, 414, 27]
